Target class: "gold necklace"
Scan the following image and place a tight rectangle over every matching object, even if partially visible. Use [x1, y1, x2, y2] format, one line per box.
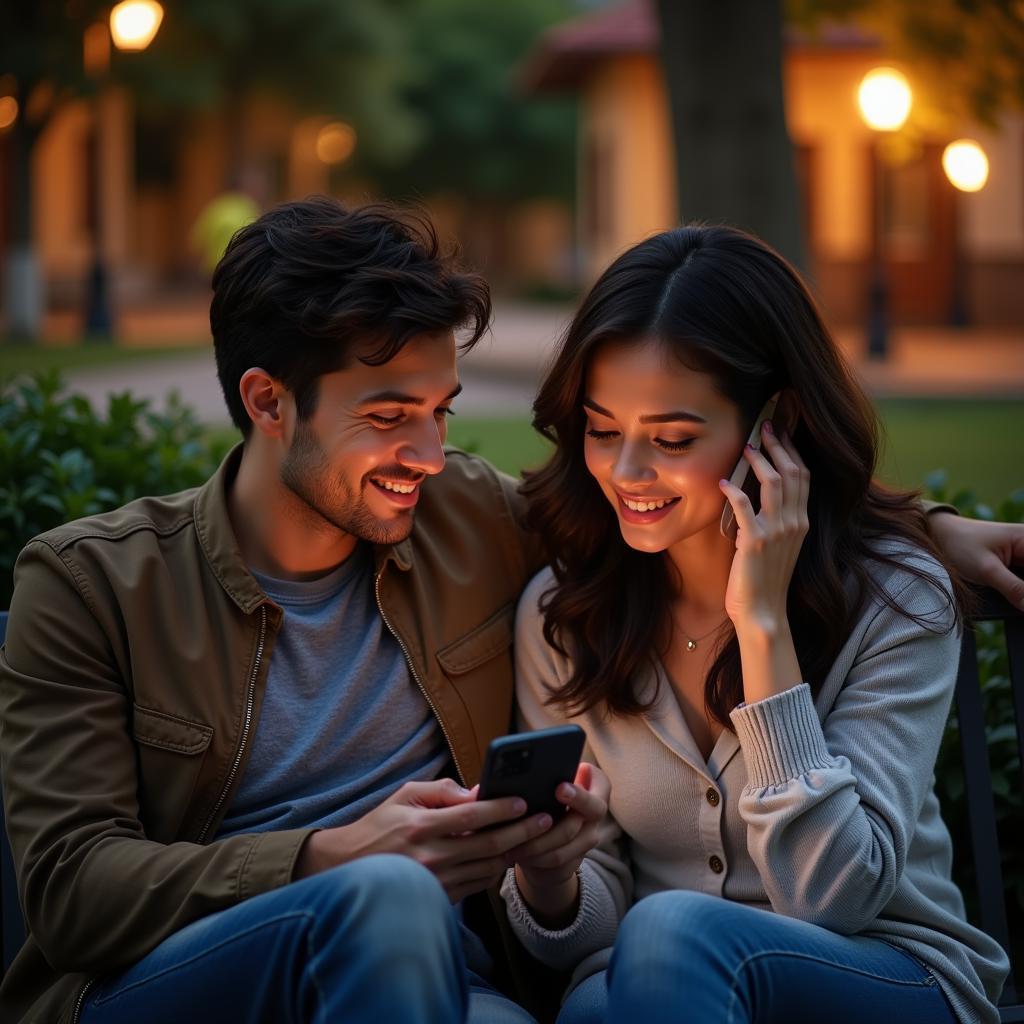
[679, 618, 730, 653]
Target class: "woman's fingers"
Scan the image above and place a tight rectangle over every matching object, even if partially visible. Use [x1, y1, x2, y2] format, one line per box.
[741, 440, 781, 519]
[719, 476, 758, 538]
[760, 422, 807, 530]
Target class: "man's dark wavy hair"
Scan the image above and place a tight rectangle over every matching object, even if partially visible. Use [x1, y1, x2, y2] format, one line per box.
[522, 224, 966, 725]
[210, 196, 491, 436]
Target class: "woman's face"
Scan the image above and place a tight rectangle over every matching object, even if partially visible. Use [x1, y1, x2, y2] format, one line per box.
[582, 337, 746, 554]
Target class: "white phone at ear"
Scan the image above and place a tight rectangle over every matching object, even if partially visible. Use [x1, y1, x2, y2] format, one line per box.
[720, 393, 780, 539]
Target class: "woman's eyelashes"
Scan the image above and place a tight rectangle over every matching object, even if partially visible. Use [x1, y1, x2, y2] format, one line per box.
[585, 426, 696, 453]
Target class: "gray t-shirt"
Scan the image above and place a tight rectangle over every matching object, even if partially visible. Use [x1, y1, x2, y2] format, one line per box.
[216, 544, 451, 839]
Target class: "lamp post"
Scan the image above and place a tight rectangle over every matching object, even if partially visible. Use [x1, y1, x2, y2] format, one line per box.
[84, 1, 164, 341]
[942, 139, 989, 327]
[857, 67, 912, 360]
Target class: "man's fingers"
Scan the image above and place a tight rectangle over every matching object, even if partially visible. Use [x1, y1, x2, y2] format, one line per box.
[428, 794, 529, 836]
[400, 777, 478, 809]
[980, 555, 1024, 611]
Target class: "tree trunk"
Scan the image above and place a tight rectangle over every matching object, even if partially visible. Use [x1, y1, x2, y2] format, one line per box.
[655, 0, 806, 271]
[3, 113, 44, 340]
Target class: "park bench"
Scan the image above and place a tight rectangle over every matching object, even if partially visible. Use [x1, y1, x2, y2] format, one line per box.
[1, 593, 1022, 1019]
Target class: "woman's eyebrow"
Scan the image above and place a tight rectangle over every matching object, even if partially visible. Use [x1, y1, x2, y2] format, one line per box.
[583, 397, 706, 425]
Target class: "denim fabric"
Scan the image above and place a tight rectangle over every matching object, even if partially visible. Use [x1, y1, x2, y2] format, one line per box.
[558, 891, 958, 1024]
[78, 855, 528, 1024]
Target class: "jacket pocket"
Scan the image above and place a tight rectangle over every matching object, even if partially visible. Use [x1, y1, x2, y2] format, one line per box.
[435, 603, 516, 782]
[436, 602, 515, 675]
[131, 704, 214, 842]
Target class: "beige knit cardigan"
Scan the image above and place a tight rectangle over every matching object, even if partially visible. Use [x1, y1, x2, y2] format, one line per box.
[501, 544, 1008, 1024]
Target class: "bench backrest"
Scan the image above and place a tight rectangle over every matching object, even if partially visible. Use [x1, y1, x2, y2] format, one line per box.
[956, 588, 1024, 1021]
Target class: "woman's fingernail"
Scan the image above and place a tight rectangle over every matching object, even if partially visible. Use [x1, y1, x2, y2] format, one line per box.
[537, 814, 553, 829]
[560, 784, 576, 799]
[762, 420, 774, 435]
[513, 799, 527, 815]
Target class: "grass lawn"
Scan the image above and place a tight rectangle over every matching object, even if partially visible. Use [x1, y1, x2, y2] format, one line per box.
[447, 400, 1024, 508]
[0, 340, 206, 378]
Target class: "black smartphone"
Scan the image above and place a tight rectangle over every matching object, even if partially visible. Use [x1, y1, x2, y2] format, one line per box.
[720, 392, 780, 539]
[477, 725, 586, 820]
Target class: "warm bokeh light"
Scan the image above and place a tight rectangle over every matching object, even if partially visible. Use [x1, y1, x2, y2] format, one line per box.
[942, 139, 989, 192]
[857, 67, 912, 132]
[315, 122, 357, 164]
[109, 1, 164, 52]
[0, 95, 18, 131]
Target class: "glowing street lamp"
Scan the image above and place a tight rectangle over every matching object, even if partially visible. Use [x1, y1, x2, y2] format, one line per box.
[943, 139, 989, 193]
[84, 1, 164, 339]
[857, 67, 913, 359]
[110, 1, 164, 52]
[857, 68, 912, 133]
[0, 95, 18, 131]
[942, 140, 990, 326]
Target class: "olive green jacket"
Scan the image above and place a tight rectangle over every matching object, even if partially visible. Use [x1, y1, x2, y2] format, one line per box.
[0, 445, 543, 1023]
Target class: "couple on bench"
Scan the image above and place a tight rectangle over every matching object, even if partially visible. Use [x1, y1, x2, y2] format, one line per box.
[1, 198, 1017, 1023]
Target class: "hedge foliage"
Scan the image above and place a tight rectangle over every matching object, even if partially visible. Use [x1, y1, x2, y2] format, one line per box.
[0, 370, 229, 609]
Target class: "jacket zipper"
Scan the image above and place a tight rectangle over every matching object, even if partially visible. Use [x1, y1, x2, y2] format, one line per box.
[71, 976, 98, 1024]
[197, 605, 268, 844]
[375, 569, 465, 785]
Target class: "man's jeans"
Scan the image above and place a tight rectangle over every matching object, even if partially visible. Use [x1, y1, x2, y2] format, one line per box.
[558, 891, 959, 1024]
[79, 853, 531, 1024]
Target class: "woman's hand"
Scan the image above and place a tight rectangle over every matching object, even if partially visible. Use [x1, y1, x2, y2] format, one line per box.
[508, 763, 610, 929]
[720, 422, 808, 704]
[720, 421, 810, 632]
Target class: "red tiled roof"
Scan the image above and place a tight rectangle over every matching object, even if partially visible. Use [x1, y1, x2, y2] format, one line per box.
[520, 0, 880, 93]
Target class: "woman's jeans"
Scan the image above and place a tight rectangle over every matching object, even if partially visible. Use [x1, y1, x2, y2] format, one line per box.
[558, 891, 958, 1024]
[79, 853, 534, 1024]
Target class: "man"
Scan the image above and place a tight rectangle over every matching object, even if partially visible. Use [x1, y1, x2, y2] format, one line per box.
[0, 197, 1021, 1024]
[0, 198, 573, 1023]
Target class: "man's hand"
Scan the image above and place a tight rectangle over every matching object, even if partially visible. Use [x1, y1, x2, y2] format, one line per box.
[508, 763, 610, 929]
[929, 512, 1024, 611]
[293, 778, 554, 903]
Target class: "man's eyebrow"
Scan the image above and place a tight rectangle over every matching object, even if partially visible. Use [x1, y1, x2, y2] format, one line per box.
[583, 397, 706, 425]
[358, 383, 463, 407]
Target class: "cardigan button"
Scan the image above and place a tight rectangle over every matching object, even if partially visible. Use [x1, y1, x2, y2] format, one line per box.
[709, 855, 724, 874]
[705, 787, 720, 807]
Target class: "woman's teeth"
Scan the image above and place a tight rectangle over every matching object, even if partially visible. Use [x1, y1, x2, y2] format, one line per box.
[623, 497, 674, 512]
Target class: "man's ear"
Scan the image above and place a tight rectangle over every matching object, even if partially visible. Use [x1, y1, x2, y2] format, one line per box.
[238, 368, 291, 440]
[773, 388, 802, 436]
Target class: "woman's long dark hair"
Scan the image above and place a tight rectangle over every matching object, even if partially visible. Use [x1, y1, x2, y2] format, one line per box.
[522, 224, 965, 724]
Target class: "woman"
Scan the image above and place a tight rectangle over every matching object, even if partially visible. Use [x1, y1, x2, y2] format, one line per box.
[499, 225, 1009, 1023]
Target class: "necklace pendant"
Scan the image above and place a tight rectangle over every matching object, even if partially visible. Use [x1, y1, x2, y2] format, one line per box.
[686, 639, 697, 652]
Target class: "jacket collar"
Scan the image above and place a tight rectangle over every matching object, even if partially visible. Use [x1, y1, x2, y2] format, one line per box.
[195, 444, 413, 612]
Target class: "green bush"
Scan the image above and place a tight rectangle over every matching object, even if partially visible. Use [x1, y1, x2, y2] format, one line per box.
[926, 472, 1024, 947]
[0, 370, 230, 609]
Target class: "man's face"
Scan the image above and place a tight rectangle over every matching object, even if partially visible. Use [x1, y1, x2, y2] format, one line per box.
[280, 330, 460, 546]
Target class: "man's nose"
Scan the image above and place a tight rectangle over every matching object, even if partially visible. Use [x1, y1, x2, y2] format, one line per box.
[396, 420, 446, 477]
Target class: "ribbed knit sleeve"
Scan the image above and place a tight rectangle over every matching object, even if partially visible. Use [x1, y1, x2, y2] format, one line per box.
[502, 568, 632, 969]
[730, 560, 960, 935]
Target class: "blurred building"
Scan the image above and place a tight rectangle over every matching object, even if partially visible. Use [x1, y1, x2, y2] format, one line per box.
[0, 93, 573, 314]
[522, 0, 1024, 327]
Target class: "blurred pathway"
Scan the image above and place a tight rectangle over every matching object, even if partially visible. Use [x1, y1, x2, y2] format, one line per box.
[61, 302, 1024, 423]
